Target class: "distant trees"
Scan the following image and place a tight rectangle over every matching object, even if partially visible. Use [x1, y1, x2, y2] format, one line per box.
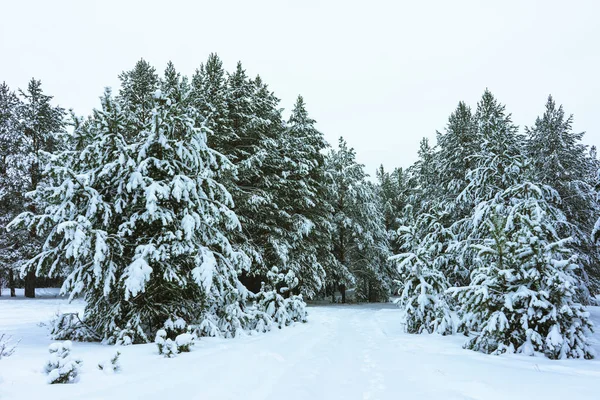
[0, 79, 65, 298]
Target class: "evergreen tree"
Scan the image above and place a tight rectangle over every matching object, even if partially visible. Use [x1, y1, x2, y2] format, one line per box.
[393, 208, 455, 334]
[278, 95, 333, 298]
[190, 53, 233, 152]
[10, 74, 256, 341]
[15, 79, 66, 297]
[408, 138, 438, 214]
[435, 101, 478, 217]
[326, 137, 392, 302]
[376, 166, 410, 255]
[451, 181, 594, 359]
[526, 96, 599, 297]
[461, 90, 522, 204]
[0, 82, 24, 296]
[118, 59, 160, 141]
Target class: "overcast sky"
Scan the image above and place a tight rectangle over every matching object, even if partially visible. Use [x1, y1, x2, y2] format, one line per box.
[1, 0, 599, 176]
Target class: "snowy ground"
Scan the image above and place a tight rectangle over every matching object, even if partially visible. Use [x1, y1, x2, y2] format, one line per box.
[1, 289, 600, 400]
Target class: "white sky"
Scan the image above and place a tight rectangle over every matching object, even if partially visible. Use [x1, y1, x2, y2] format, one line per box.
[1, 0, 599, 176]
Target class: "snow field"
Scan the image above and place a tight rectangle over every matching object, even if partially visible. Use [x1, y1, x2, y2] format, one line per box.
[1, 294, 600, 400]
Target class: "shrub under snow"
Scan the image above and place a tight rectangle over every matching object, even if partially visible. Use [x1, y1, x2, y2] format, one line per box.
[98, 351, 121, 373]
[44, 341, 82, 384]
[255, 268, 308, 330]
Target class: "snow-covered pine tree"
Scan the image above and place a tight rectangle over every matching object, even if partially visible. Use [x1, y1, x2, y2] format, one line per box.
[45, 341, 82, 384]
[190, 53, 234, 153]
[393, 208, 455, 335]
[15, 79, 67, 298]
[451, 180, 594, 359]
[461, 89, 523, 204]
[276, 95, 333, 299]
[117, 59, 160, 142]
[435, 101, 478, 219]
[326, 137, 393, 302]
[222, 67, 297, 291]
[10, 67, 256, 342]
[0, 82, 24, 297]
[449, 90, 524, 286]
[376, 166, 410, 256]
[407, 138, 439, 214]
[221, 63, 272, 281]
[526, 96, 599, 298]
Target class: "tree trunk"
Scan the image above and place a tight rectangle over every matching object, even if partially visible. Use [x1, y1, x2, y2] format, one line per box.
[9, 270, 16, 297]
[24, 270, 35, 298]
[340, 284, 346, 304]
[331, 285, 335, 303]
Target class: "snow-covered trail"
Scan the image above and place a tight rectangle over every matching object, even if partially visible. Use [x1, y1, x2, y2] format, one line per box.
[2, 297, 600, 400]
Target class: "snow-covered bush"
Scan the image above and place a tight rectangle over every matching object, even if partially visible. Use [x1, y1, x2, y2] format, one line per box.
[175, 333, 194, 352]
[44, 341, 82, 384]
[155, 329, 187, 357]
[114, 324, 135, 346]
[163, 317, 188, 338]
[451, 183, 594, 359]
[155, 329, 168, 355]
[49, 312, 100, 342]
[254, 268, 307, 329]
[98, 351, 121, 373]
[0, 334, 19, 359]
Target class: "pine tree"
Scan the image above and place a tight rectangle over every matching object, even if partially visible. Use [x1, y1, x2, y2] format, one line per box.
[0, 82, 24, 297]
[326, 137, 392, 302]
[269, 95, 333, 298]
[451, 181, 594, 359]
[393, 208, 455, 335]
[526, 96, 599, 297]
[118, 59, 160, 141]
[223, 68, 292, 291]
[461, 90, 522, 204]
[408, 138, 438, 213]
[190, 53, 233, 152]
[14, 79, 66, 297]
[435, 101, 478, 217]
[10, 72, 255, 341]
[376, 166, 410, 255]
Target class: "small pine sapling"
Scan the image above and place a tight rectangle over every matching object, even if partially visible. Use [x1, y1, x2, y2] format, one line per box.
[98, 351, 121, 373]
[175, 333, 194, 352]
[44, 341, 83, 384]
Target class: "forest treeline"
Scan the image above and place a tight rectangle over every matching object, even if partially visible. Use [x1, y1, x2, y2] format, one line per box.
[1, 54, 598, 358]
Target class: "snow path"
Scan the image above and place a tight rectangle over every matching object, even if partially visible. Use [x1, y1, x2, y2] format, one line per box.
[1, 295, 600, 400]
